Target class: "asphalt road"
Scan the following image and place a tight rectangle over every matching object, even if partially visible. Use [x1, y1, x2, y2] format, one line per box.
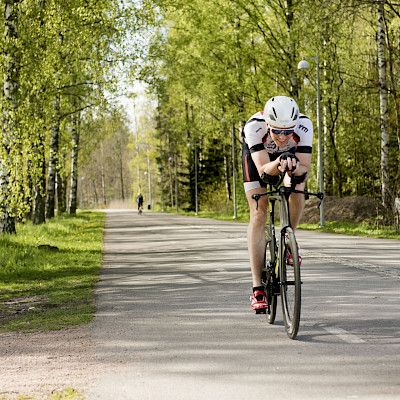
[88, 210, 400, 400]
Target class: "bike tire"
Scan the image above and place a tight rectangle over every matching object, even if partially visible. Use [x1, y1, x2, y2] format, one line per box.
[280, 227, 301, 339]
[265, 225, 278, 324]
[268, 287, 278, 324]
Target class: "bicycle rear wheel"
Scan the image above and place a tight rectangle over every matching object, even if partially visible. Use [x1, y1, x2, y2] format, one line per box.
[264, 225, 278, 324]
[279, 227, 301, 339]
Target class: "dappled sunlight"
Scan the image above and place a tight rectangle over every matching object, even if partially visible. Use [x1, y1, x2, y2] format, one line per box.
[85, 211, 400, 399]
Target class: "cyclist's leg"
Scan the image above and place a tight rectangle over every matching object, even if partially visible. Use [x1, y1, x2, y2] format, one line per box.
[242, 142, 268, 287]
[283, 174, 306, 230]
[246, 185, 269, 312]
[245, 186, 268, 287]
[242, 143, 269, 312]
[283, 174, 305, 265]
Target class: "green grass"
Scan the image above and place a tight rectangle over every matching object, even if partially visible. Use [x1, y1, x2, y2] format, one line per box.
[172, 208, 400, 239]
[177, 209, 249, 223]
[0, 211, 105, 333]
[0, 387, 84, 400]
[50, 388, 84, 400]
[299, 220, 400, 239]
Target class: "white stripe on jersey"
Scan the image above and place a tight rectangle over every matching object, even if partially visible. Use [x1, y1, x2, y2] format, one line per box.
[243, 111, 313, 153]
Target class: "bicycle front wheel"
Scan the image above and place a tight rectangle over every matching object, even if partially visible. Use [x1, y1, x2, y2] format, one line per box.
[279, 227, 301, 339]
[265, 224, 277, 324]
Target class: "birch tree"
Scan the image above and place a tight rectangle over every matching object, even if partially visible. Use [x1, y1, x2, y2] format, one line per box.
[0, 0, 20, 234]
[68, 110, 80, 214]
[377, 0, 391, 209]
[45, 94, 61, 219]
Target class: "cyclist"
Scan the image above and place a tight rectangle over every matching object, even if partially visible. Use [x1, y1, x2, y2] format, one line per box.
[136, 193, 144, 214]
[241, 95, 314, 312]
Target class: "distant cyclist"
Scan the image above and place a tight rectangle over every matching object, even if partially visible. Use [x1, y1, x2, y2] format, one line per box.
[136, 193, 144, 214]
[241, 95, 314, 312]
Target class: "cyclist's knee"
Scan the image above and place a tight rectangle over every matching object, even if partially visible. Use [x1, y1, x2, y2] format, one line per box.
[246, 188, 267, 224]
[249, 206, 267, 227]
[294, 181, 306, 191]
[292, 172, 308, 190]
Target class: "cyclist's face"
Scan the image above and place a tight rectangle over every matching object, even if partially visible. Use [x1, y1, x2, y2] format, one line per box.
[269, 124, 294, 146]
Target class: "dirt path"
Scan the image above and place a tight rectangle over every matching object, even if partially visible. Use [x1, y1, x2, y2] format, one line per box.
[0, 326, 94, 399]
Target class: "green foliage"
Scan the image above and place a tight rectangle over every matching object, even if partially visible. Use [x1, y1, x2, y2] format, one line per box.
[139, 0, 400, 224]
[1, 0, 400, 227]
[79, 110, 135, 206]
[0, 0, 152, 228]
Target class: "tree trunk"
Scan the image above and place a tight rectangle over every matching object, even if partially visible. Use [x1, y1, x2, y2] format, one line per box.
[92, 181, 98, 205]
[100, 143, 107, 206]
[0, 0, 20, 234]
[377, 0, 391, 210]
[234, 16, 246, 127]
[174, 153, 178, 211]
[119, 144, 125, 201]
[31, 100, 47, 225]
[69, 112, 80, 214]
[224, 145, 231, 201]
[285, 0, 299, 98]
[384, 5, 400, 153]
[56, 170, 66, 214]
[45, 94, 61, 219]
[32, 184, 46, 225]
[32, 138, 47, 224]
[101, 166, 107, 206]
[31, 0, 47, 225]
[0, 165, 15, 233]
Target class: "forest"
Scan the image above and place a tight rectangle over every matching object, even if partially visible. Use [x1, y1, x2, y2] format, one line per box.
[1, 0, 400, 234]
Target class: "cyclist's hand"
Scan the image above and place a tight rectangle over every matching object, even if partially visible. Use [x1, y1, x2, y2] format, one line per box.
[278, 152, 299, 174]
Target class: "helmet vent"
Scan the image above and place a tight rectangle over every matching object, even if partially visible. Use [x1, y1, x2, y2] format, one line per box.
[263, 95, 299, 128]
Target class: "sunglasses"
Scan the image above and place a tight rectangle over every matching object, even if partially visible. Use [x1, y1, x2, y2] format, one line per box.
[270, 128, 295, 136]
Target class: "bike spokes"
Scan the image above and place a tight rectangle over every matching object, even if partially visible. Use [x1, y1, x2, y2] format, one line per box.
[280, 228, 301, 339]
[264, 224, 278, 324]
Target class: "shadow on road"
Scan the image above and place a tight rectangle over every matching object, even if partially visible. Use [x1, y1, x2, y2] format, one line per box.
[89, 211, 400, 399]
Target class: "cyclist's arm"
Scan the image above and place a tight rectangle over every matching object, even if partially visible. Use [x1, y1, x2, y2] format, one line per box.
[251, 150, 281, 176]
[252, 149, 311, 178]
[291, 152, 312, 177]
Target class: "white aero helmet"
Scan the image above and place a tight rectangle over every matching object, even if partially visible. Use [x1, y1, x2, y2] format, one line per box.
[264, 96, 299, 129]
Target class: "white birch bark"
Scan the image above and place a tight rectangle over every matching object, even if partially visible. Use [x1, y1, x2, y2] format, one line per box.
[0, 0, 19, 234]
[68, 112, 80, 215]
[377, 0, 391, 209]
[45, 94, 61, 219]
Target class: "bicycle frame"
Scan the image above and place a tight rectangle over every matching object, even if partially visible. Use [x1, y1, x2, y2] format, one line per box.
[252, 184, 323, 339]
[253, 185, 323, 225]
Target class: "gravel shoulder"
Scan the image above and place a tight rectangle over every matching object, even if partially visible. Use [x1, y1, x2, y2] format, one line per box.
[0, 326, 94, 399]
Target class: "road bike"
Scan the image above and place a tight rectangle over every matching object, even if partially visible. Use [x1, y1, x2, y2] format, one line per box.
[252, 180, 323, 339]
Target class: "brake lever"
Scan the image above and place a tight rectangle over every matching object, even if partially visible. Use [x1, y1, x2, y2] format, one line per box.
[252, 194, 261, 210]
[317, 192, 324, 208]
